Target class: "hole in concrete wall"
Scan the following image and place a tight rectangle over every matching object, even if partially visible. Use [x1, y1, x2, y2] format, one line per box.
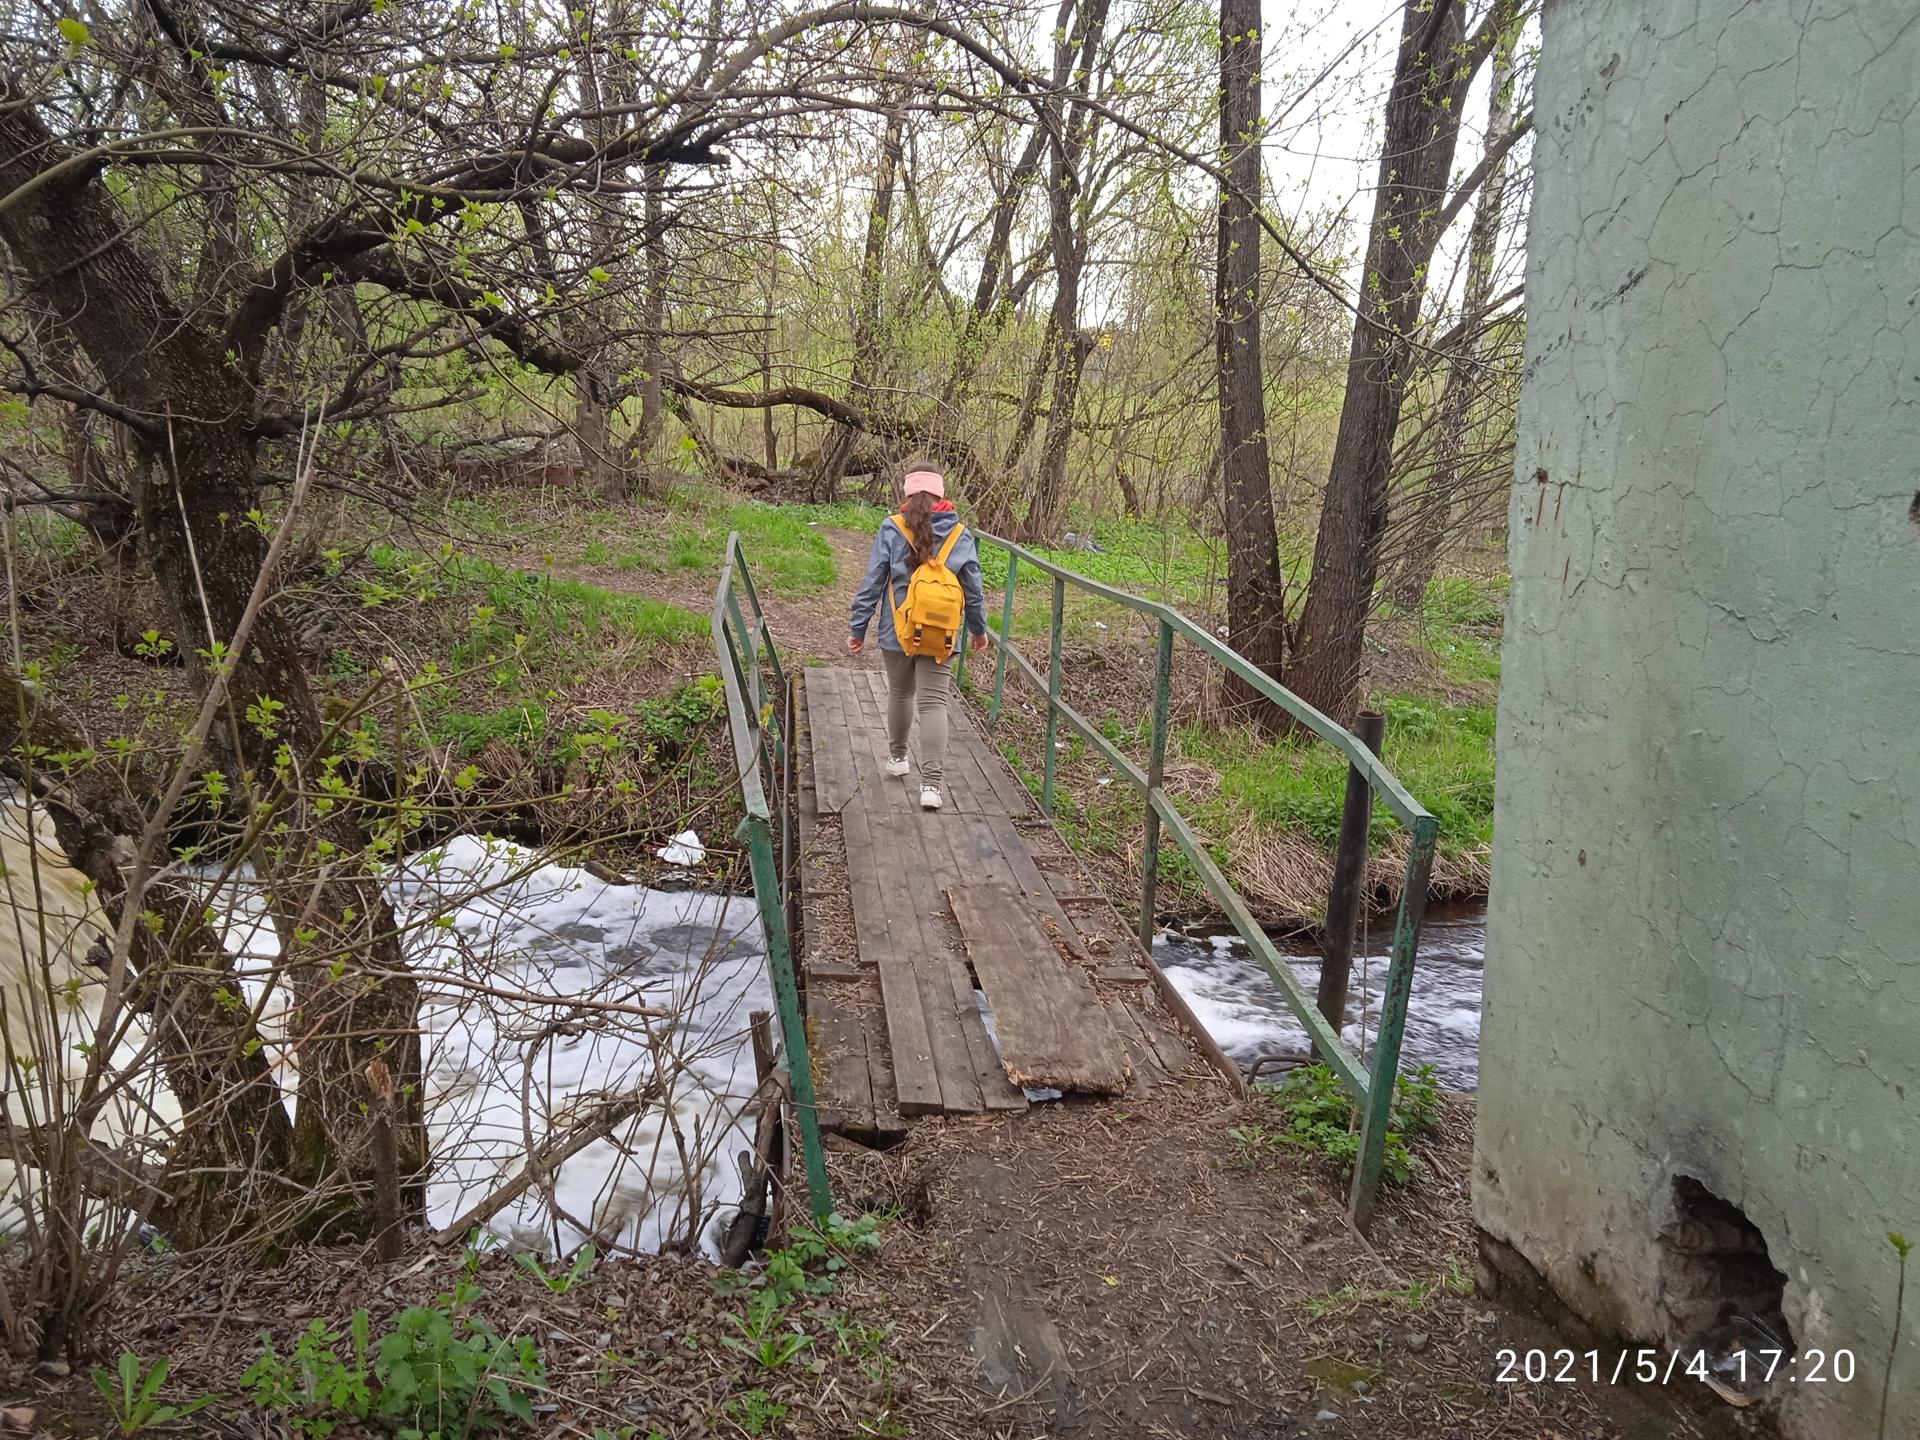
[1909, 491, 1920, 527]
[1657, 1177, 1793, 1363]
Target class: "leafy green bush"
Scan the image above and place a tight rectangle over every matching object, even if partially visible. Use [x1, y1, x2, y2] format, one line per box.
[243, 1285, 545, 1440]
[242, 1315, 373, 1438]
[373, 1303, 545, 1437]
[91, 1352, 217, 1436]
[437, 703, 549, 756]
[1237, 1062, 1441, 1185]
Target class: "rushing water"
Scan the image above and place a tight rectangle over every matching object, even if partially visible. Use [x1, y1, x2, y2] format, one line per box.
[1154, 902, 1487, 1090]
[205, 835, 769, 1259]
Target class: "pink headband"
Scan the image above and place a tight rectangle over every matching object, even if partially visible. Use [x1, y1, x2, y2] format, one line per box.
[903, 469, 945, 499]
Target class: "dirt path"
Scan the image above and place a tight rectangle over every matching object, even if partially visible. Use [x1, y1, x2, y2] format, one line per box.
[825, 1090, 1746, 1440]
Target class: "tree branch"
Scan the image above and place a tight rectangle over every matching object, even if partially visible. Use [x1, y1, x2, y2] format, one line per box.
[1433, 110, 1534, 239]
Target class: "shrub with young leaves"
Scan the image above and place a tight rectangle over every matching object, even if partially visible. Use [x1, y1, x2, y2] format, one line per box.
[242, 1314, 374, 1439]
[90, 1352, 217, 1437]
[1242, 1062, 1442, 1185]
[372, 1303, 546, 1438]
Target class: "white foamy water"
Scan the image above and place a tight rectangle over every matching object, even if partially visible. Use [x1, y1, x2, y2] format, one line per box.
[0, 798, 770, 1259]
[1155, 904, 1487, 1090]
[206, 835, 770, 1258]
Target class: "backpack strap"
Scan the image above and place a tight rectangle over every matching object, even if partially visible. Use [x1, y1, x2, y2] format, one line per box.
[886, 515, 912, 615]
[934, 521, 966, 568]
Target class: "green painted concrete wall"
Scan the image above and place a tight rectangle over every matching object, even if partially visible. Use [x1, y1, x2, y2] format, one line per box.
[1475, 3, 1920, 1435]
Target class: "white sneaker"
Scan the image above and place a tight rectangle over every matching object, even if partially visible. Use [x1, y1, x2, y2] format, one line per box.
[919, 787, 943, 811]
[884, 756, 910, 778]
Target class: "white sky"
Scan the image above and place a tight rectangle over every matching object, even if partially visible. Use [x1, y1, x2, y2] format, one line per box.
[1260, 0, 1531, 292]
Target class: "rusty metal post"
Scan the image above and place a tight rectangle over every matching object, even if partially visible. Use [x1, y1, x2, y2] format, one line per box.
[1315, 709, 1386, 1042]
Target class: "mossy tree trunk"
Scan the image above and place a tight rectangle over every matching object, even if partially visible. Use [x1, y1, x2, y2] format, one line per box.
[0, 94, 425, 1247]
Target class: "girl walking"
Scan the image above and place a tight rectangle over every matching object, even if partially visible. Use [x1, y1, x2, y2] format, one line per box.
[848, 461, 989, 810]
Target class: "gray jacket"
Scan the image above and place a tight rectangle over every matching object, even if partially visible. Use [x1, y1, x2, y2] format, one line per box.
[849, 510, 988, 653]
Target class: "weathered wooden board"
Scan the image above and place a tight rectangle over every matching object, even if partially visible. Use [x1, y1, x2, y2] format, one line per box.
[808, 987, 875, 1136]
[899, 810, 1027, 1113]
[800, 659, 1205, 1124]
[805, 669, 859, 813]
[870, 804, 1024, 1113]
[947, 883, 1130, 1096]
[843, 801, 943, 1114]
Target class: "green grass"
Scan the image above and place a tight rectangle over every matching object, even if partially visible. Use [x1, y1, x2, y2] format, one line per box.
[435, 701, 550, 755]
[564, 486, 849, 596]
[976, 514, 1228, 609]
[1176, 692, 1495, 857]
[426, 677, 724, 764]
[1414, 574, 1505, 689]
[354, 545, 704, 711]
[971, 520, 1505, 886]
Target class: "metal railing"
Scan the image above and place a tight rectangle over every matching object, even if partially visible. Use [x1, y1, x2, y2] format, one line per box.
[961, 534, 1440, 1229]
[710, 533, 831, 1221]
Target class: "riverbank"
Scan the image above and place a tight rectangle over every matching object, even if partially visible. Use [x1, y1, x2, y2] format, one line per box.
[955, 518, 1501, 929]
[12, 1084, 1744, 1440]
[6, 481, 1497, 929]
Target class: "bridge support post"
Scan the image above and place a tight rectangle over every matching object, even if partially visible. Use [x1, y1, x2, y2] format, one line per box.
[1349, 818, 1437, 1232]
[1316, 709, 1386, 1040]
[1138, 619, 1174, 950]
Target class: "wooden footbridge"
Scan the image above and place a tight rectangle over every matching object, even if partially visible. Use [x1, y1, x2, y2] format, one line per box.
[708, 531, 1440, 1232]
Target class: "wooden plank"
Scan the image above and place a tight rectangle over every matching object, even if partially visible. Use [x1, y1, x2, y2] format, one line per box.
[1132, 1003, 1199, 1078]
[852, 668, 913, 814]
[843, 801, 943, 1114]
[966, 745, 1025, 819]
[899, 811, 1027, 1113]
[947, 883, 1130, 1096]
[961, 717, 1036, 817]
[867, 807, 991, 1113]
[806, 668, 859, 813]
[805, 961, 862, 982]
[857, 999, 908, 1141]
[809, 986, 876, 1136]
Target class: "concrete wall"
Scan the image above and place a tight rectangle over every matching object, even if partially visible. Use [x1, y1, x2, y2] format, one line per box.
[1475, 3, 1920, 1435]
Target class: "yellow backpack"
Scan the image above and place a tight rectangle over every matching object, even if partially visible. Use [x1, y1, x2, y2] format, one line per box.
[888, 516, 968, 661]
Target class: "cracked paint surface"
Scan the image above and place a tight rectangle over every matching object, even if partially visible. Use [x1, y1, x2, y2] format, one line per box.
[1474, 3, 1919, 1435]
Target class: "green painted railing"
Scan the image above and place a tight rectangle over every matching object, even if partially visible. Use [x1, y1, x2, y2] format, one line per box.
[710, 533, 831, 1222]
[962, 534, 1440, 1230]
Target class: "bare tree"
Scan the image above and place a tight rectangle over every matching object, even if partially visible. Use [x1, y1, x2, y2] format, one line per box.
[1287, 0, 1512, 724]
[1387, 0, 1525, 610]
[1213, 0, 1289, 720]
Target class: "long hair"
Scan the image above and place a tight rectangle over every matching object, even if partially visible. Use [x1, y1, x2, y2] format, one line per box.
[900, 490, 937, 566]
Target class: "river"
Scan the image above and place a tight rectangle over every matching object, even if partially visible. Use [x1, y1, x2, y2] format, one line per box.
[1154, 901, 1488, 1090]
[2, 816, 770, 1258]
[4, 786, 1487, 1256]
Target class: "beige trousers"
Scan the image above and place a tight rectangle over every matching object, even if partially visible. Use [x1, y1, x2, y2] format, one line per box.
[881, 649, 951, 787]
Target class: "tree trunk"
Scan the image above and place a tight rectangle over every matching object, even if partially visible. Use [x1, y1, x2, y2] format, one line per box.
[0, 96, 425, 1239]
[1021, 0, 1110, 541]
[822, 101, 905, 500]
[1389, 3, 1520, 612]
[1215, 0, 1290, 723]
[1289, 0, 1484, 725]
[994, 313, 1057, 526]
[637, 163, 668, 490]
[945, 123, 1048, 405]
[575, 34, 636, 503]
